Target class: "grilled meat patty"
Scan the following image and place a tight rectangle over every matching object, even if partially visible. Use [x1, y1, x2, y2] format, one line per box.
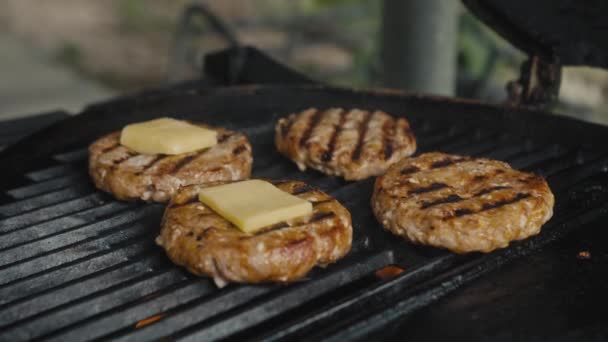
[156, 180, 352, 285]
[89, 126, 252, 202]
[372, 152, 554, 253]
[275, 108, 416, 181]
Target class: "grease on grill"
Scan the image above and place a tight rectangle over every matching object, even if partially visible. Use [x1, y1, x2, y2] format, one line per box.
[135, 314, 164, 328]
[375, 265, 406, 280]
[577, 250, 591, 259]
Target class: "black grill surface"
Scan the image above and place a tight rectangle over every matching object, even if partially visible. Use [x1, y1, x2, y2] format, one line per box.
[1, 86, 608, 341]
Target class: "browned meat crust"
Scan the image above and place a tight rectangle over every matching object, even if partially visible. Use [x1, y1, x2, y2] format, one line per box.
[372, 152, 554, 253]
[156, 180, 353, 285]
[275, 108, 416, 181]
[88, 126, 252, 202]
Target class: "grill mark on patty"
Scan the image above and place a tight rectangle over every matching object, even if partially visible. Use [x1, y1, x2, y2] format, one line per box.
[135, 154, 166, 174]
[252, 210, 336, 237]
[420, 194, 464, 209]
[299, 109, 323, 148]
[419, 186, 511, 209]
[351, 111, 373, 161]
[257, 222, 290, 235]
[322, 109, 346, 162]
[169, 154, 199, 174]
[196, 227, 214, 241]
[281, 117, 294, 138]
[310, 212, 336, 223]
[312, 198, 334, 206]
[111, 151, 138, 168]
[217, 132, 231, 143]
[474, 186, 509, 197]
[448, 193, 530, 218]
[382, 118, 395, 160]
[101, 143, 120, 153]
[408, 182, 448, 195]
[454, 208, 474, 217]
[400, 166, 420, 175]
[481, 193, 530, 211]
[284, 237, 311, 249]
[270, 180, 291, 186]
[170, 195, 200, 208]
[430, 157, 469, 169]
[291, 184, 315, 196]
[232, 145, 247, 155]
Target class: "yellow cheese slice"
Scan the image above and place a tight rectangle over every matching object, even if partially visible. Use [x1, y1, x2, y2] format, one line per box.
[120, 117, 217, 155]
[198, 180, 313, 234]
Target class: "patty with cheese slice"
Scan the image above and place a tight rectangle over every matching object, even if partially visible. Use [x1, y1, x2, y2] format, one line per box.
[156, 180, 352, 285]
[88, 121, 252, 202]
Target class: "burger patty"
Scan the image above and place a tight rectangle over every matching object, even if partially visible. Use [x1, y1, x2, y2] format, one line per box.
[89, 126, 252, 202]
[371, 152, 554, 253]
[156, 180, 352, 285]
[275, 108, 416, 181]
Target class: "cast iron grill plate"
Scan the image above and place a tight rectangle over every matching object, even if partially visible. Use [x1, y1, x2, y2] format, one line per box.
[1, 86, 608, 341]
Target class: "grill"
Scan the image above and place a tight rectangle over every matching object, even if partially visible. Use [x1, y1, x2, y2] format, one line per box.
[1, 80, 608, 341]
[3, 2, 608, 340]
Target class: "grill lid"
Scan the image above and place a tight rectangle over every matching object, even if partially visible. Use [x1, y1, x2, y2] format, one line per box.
[464, 0, 608, 68]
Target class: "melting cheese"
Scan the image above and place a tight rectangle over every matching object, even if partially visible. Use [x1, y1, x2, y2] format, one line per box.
[120, 117, 217, 155]
[198, 180, 313, 234]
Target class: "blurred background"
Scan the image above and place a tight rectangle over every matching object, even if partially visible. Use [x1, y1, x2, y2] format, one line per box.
[1, 0, 608, 124]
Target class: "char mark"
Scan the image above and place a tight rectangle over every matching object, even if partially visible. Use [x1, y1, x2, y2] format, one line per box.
[421, 194, 463, 209]
[292, 184, 315, 196]
[454, 208, 474, 217]
[474, 186, 509, 197]
[101, 143, 120, 153]
[196, 227, 214, 241]
[481, 193, 530, 212]
[135, 154, 166, 174]
[111, 151, 138, 168]
[257, 222, 290, 235]
[382, 118, 395, 160]
[351, 111, 373, 161]
[312, 198, 334, 206]
[408, 182, 448, 195]
[217, 132, 231, 143]
[285, 237, 311, 248]
[281, 118, 294, 138]
[310, 212, 336, 223]
[430, 157, 468, 169]
[450, 193, 530, 218]
[169, 195, 200, 208]
[169, 153, 199, 174]
[232, 145, 247, 155]
[322, 109, 345, 162]
[299, 109, 324, 148]
[269, 179, 291, 186]
[401, 166, 420, 175]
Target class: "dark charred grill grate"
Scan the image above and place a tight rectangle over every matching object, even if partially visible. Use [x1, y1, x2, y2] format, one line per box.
[0, 86, 607, 341]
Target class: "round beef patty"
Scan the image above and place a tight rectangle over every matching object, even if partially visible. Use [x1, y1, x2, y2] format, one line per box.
[156, 180, 353, 285]
[89, 126, 252, 202]
[275, 108, 416, 181]
[372, 152, 554, 253]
